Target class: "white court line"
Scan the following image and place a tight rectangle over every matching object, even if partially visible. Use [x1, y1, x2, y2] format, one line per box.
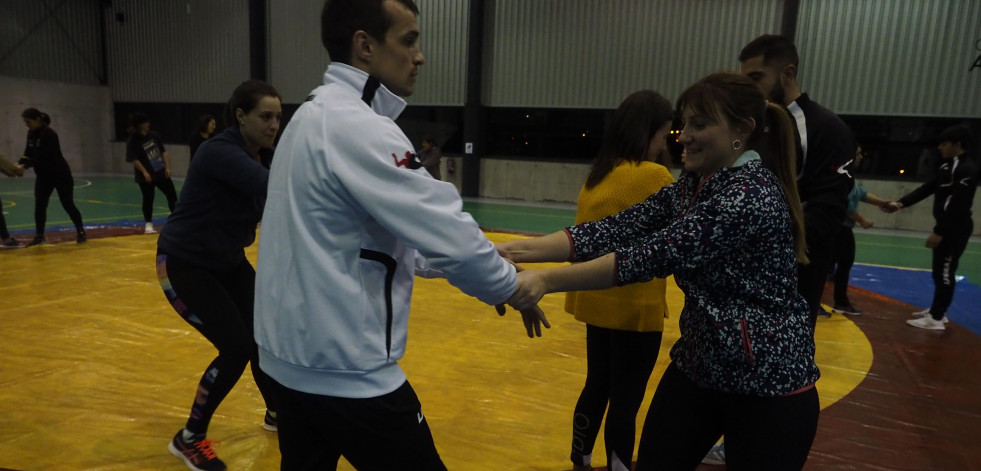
[0, 178, 92, 196]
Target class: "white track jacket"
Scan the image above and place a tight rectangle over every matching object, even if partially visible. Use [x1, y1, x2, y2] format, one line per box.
[255, 63, 517, 398]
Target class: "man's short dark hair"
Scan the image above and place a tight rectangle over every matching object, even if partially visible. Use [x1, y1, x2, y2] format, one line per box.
[938, 124, 973, 148]
[320, 0, 419, 64]
[739, 34, 799, 69]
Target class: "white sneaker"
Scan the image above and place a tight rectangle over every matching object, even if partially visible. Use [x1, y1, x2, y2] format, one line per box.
[906, 316, 946, 330]
[144, 222, 157, 234]
[702, 441, 725, 465]
[911, 308, 948, 324]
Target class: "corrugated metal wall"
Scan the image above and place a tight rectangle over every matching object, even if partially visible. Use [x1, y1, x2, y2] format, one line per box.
[484, 0, 783, 108]
[412, 0, 469, 106]
[268, 1, 329, 104]
[0, 0, 104, 85]
[268, 0, 469, 105]
[4, 0, 978, 117]
[104, 0, 250, 102]
[796, 0, 980, 117]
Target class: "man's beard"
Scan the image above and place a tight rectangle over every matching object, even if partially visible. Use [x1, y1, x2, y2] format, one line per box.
[769, 81, 786, 105]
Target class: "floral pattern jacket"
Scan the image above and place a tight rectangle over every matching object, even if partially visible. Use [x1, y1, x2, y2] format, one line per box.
[566, 153, 820, 396]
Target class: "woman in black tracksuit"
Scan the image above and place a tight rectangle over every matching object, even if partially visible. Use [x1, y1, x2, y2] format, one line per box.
[126, 112, 178, 234]
[156, 80, 282, 471]
[18, 108, 86, 246]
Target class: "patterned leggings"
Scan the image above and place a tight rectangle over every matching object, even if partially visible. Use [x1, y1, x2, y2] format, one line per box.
[156, 251, 275, 435]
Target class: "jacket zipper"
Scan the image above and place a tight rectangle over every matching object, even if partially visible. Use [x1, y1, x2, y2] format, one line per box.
[740, 318, 755, 364]
[359, 249, 397, 359]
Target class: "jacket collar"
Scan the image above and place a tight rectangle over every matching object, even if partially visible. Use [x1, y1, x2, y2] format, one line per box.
[323, 62, 407, 120]
[731, 150, 761, 167]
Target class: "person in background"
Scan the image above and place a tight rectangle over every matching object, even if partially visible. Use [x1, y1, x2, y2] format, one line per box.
[418, 135, 442, 179]
[158, 80, 282, 471]
[828, 146, 890, 316]
[17, 108, 86, 246]
[188, 114, 217, 162]
[0, 151, 25, 248]
[883, 124, 977, 330]
[739, 34, 855, 327]
[565, 90, 675, 471]
[499, 73, 819, 471]
[253, 1, 548, 469]
[126, 112, 178, 234]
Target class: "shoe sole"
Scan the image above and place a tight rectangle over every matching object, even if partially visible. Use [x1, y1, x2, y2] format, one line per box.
[261, 423, 277, 432]
[831, 308, 861, 316]
[905, 319, 946, 330]
[911, 313, 949, 323]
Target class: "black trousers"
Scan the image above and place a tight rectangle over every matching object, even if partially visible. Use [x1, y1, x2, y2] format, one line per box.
[34, 175, 84, 235]
[799, 202, 846, 328]
[271, 379, 447, 471]
[928, 221, 973, 319]
[0, 196, 10, 239]
[157, 252, 276, 435]
[832, 225, 857, 306]
[138, 177, 177, 222]
[571, 325, 661, 468]
[635, 363, 819, 471]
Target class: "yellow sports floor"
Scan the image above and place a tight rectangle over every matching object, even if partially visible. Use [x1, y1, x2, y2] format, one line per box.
[0, 231, 871, 470]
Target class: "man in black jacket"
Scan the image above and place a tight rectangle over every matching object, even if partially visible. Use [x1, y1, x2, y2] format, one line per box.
[739, 34, 856, 329]
[884, 124, 977, 331]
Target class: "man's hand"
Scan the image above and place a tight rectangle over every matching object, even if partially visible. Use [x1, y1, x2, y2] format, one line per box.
[495, 260, 551, 337]
[495, 302, 550, 338]
[507, 270, 548, 312]
[925, 232, 942, 248]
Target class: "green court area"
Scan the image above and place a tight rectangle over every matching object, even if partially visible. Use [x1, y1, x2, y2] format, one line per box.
[0, 176, 183, 232]
[2, 176, 978, 284]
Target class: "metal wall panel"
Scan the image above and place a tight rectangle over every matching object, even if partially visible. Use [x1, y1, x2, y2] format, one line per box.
[0, 0, 104, 85]
[105, 0, 250, 102]
[268, 1, 330, 104]
[485, 0, 783, 108]
[268, 0, 469, 105]
[796, 0, 981, 117]
[412, 0, 469, 106]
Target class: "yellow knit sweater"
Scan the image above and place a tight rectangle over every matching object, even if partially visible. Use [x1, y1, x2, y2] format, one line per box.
[564, 160, 674, 331]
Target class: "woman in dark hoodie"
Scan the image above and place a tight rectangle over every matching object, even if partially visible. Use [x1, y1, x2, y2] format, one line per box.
[17, 108, 86, 245]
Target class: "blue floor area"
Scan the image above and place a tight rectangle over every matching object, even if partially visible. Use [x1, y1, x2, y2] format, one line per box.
[849, 264, 981, 335]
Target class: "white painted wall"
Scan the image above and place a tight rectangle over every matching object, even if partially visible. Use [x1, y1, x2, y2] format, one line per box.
[0, 76, 112, 175]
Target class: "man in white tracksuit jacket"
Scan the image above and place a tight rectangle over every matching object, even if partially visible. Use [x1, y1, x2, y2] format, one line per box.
[254, 1, 547, 469]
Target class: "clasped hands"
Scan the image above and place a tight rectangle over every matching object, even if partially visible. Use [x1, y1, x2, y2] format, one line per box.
[878, 201, 941, 247]
[494, 248, 551, 338]
[880, 201, 902, 213]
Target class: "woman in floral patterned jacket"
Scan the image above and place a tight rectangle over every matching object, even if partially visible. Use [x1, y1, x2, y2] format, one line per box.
[497, 73, 820, 471]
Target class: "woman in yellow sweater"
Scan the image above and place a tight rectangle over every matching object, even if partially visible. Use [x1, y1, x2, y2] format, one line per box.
[567, 90, 675, 471]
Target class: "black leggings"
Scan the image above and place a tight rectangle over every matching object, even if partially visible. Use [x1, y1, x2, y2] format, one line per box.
[139, 178, 177, 222]
[571, 325, 661, 469]
[35, 176, 84, 235]
[157, 252, 276, 435]
[635, 363, 819, 471]
[928, 222, 973, 318]
[832, 225, 856, 306]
